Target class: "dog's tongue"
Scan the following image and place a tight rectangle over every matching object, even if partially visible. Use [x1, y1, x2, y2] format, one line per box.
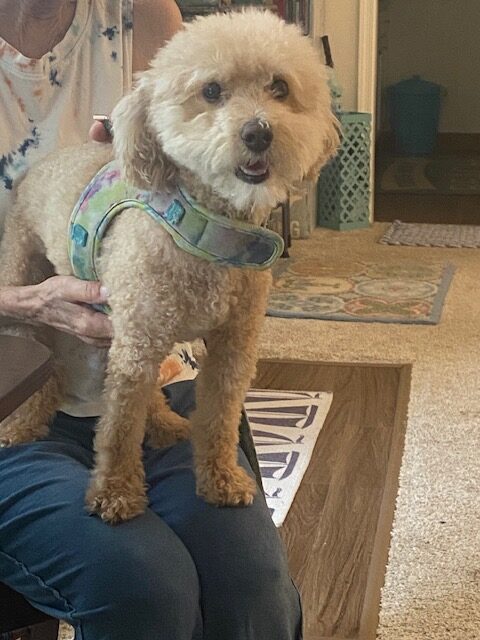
[243, 160, 268, 175]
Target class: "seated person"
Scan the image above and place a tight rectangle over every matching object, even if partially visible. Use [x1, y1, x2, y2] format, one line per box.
[0, 1, 302, 638]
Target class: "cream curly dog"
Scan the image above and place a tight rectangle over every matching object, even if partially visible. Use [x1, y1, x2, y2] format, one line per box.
[0, 9, 338, 523]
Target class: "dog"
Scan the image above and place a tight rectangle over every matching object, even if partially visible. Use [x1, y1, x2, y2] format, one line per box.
[0, 9, 339, 523]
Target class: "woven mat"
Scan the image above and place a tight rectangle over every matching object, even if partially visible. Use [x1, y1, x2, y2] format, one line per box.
[380, 220, 480, 248]
[245, 388, 332, 527]
[267, 258, 454, 325]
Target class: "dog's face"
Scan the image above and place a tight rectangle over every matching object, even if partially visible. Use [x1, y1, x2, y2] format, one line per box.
[113, 9, 339, 220]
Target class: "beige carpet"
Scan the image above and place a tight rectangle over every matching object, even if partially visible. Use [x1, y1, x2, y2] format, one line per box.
[258, 224, 480, 640]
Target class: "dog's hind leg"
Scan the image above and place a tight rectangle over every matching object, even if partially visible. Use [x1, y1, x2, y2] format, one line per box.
[146, 383, 191, 448]
[0, 211, 60, 445]
[0, 319, 60, 446]
[190, 271, 271, 507]
[0, 371, 61, 447]
[0, 206, 47, 288]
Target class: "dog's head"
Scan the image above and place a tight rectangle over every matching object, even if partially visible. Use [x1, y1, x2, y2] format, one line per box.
[112, 9, 339, 221]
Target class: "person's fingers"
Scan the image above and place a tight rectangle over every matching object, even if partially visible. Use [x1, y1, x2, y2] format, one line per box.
[38, 299, 113, 342]
[50, 276, 109, 305]
[81, 338, 112, 347]
[89, 119, 112, 143]
[72, 305, 113, 340]
[29, 278, 113, 343]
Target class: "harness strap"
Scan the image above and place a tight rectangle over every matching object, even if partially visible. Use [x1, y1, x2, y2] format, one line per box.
[68, 161, 284, 284]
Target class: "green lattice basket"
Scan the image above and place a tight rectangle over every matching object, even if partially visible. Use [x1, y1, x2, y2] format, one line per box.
[317, 111, 372, 231]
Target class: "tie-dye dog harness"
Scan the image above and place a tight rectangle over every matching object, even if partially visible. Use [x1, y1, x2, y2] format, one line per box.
[68, 161, 284, 312]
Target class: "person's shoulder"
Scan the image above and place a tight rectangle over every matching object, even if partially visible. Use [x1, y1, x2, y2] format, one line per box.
[132, 0, 183, 72]
[134, 0, 182, 28]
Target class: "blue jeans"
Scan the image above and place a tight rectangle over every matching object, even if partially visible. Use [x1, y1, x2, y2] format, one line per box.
[0, 381, 302, 640]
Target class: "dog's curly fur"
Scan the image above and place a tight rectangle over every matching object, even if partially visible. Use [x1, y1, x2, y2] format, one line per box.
[0, 9, 339, 523]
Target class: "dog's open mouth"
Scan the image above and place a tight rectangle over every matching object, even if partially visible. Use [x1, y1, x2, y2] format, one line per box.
[235, 159, 270, 184]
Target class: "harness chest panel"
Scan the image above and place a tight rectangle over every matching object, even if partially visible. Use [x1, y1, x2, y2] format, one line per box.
[68, 160, 284, 285]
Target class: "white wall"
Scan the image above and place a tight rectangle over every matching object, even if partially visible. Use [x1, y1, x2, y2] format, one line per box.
[379, 0, 480, 133]
[312, 0, 359, 112]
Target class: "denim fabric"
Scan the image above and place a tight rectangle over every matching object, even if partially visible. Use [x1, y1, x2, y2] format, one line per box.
[0, 381, 302, 639]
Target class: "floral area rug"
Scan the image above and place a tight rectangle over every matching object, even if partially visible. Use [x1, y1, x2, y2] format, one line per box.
[267, 259, 455, 324]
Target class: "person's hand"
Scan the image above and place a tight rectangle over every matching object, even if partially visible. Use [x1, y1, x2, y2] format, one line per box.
[25, 119, 112, 346]
[28, 276, 112, 347]
[89, 116, 113, 143]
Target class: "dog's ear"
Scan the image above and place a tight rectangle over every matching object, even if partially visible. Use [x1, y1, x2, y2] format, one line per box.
[112, 79, 176, 190]
[305, 110, 341, 181]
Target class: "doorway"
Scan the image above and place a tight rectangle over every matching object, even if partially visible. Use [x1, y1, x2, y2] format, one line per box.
[373, 0, 480, 224]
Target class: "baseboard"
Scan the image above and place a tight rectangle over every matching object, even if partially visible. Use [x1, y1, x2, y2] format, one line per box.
[436, 133, 480, 153]
[377, 131, 480, 154]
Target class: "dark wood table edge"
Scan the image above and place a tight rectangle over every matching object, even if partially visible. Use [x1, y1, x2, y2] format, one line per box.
[255, 357, 413, 640]
[0, 337, 54, 422]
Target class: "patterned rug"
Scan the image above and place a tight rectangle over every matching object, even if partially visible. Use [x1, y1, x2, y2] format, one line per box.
[267, 259, 455, 324]
[245, 389, 332, 527]
[379, 155, 480, 194]
[380, 220, 480, 248]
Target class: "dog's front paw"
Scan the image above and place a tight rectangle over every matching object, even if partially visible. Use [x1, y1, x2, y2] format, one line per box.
[85, 478, 148, 524]
[196, 463, 257, 507]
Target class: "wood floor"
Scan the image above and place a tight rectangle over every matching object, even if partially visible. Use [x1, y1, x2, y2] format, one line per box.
[375, 191, 480, 225]
[374, 137, 480, 225]
[253, 359, 411, 640]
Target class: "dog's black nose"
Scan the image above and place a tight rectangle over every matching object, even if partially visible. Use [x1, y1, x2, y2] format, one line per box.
[240, 119, 273, 153]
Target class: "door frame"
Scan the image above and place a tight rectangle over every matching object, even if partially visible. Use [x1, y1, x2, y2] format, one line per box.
[357, 0, 379, 221]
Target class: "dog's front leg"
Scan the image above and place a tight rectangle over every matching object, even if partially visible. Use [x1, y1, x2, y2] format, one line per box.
[85, 337, 161, 524]
[191, 271, 271, 506]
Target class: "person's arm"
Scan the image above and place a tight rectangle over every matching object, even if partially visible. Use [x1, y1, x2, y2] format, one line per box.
[89, 0, 183, 142]
[132, 0, 183, 73]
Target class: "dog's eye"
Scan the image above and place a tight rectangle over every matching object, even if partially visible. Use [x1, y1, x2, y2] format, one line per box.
[202, 82, 223, 103]
[270, 78, 289, 99]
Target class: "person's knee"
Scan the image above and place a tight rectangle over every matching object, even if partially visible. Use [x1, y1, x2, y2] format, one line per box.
[231, 548, 290, 602]
[202, 547, 301, 639]
[108, 560, 198, 622]
[239, 554, 302, 635]
[78, 533, 200, 634]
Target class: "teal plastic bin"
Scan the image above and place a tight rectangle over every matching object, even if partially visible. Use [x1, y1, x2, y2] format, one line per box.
[388, 75, 442, 156]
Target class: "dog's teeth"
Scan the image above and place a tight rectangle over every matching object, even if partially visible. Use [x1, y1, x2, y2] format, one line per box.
[244, 169, 265, 176]
[242, 161, 268, 176]
[235, 161, 270, 184]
